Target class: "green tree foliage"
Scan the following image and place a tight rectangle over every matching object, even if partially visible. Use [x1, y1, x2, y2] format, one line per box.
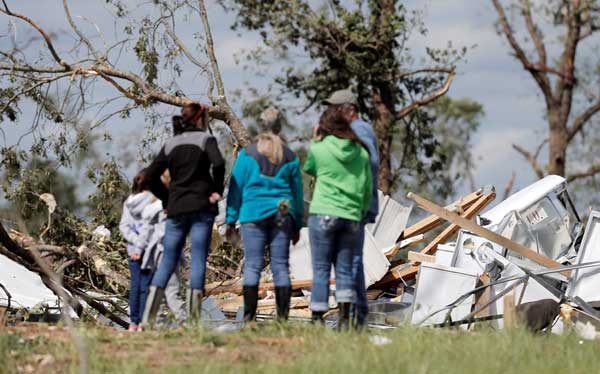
[1, 158, 80, 235]
[86, 160, 130, 237]
[224, 0, 478, 198]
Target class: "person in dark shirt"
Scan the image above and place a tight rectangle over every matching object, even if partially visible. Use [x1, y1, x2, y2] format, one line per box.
[141, 103, 225, 328]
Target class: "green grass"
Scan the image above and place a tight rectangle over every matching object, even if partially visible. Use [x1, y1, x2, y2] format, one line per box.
[1, 323, 598, 373]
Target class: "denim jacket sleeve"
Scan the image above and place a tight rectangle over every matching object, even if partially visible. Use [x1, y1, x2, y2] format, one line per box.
[362, 159, 373, 216]
[289, 157, 304, 232]
[225, 150, 247, 225]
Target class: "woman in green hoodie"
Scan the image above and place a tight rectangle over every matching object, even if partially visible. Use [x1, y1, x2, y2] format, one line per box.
[304, 106, 372, 330]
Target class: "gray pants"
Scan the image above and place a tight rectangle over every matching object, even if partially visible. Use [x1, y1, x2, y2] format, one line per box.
[163, 269, 187, 322]
[154, 255, 187, 324]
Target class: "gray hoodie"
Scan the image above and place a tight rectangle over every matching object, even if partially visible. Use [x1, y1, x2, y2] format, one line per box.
[136, 199, 166, 270]
[119, 191, 154, 256]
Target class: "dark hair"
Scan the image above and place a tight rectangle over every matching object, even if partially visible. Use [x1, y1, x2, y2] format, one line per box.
[317, 106, 361, 143]
[131, 170, 148, 194]
[182, 102, 204, 127]
[172, 115, 185, 136]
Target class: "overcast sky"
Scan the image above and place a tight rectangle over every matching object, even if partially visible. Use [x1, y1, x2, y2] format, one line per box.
[0, 0, 592, 208]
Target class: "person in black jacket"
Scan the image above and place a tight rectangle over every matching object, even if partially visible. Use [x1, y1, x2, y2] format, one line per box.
[141, 103, 225, 327]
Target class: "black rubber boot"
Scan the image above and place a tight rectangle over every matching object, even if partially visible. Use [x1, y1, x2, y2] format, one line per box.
[141, 286, 165, 330]
[337, 303, 351, 331]
[187, 288, 204, 323]
[243, 285, 258, 322]
[311, 311, 326, 325]
[275, 286, 292, 321]
[354, 304, 367, 332]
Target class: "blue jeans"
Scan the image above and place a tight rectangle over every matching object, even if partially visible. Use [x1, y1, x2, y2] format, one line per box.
[308, 214, 358, 312]
[241, 213, 292, 287]
[151, 211, 215, 290]
[352, 223, 369, 323]
[128, 258, 152, 324]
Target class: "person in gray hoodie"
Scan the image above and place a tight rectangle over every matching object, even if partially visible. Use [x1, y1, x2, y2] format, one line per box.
[119, 171, 154, 331]
[136, 171, 187, 326]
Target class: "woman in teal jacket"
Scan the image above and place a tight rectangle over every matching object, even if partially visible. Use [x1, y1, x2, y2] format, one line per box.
[226, 132, 304, 321]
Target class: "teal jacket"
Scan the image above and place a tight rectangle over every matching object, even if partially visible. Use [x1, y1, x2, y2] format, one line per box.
[226, 144, 304, 231]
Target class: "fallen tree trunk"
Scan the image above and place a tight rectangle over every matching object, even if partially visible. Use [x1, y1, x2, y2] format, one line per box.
[0, 222, 128, 328]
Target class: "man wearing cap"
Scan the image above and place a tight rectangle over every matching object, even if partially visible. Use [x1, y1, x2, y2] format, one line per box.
[141, 102, 225, 328]
[323, 89, 379, 329]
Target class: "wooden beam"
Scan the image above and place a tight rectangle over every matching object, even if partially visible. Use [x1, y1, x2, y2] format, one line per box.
[503, 290, 517, 328]
[206, 279, 334, 296]
[420, 192, 496, 255]
[407, 192, 570, 276]
[371, 263, 419, 288]
[384, 234, 424, 258]
[474, 273, 492, 318]
[399, 188, 484, 241]
[407, 251, 436, 264]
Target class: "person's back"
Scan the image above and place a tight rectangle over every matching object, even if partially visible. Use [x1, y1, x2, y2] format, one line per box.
[227, 139, 303, 230]
[304, 135, 371, 222]
[226, 132, 304, 321]
[148, 128, 224, 216]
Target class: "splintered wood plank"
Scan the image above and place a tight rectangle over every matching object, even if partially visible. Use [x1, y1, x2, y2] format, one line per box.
[503, 290, 517, 328]
[399, 188, 484, 240]
[373, 193, 496, 288]
[206, 279, 334, 296]
[420, 192, 496, 255]
[407, 251, 436, 264]
[474, 273, 492, 318]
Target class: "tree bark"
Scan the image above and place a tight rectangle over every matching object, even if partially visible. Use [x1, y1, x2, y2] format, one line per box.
[372, 87, 395, 194]
[548, 120, 567, 176]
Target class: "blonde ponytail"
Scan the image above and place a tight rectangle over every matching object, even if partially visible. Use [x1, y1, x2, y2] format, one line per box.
[256, 133, 284, 165]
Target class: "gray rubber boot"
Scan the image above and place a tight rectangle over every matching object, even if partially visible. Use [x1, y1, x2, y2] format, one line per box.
[187, 288, 204, 323]
[141, 286, 165, 330]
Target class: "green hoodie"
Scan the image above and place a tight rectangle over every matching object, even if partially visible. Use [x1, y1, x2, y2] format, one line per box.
[304, 136, 372, 222]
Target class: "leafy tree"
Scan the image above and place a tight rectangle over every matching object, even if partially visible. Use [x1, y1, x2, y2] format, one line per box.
[223, 0, 475, 197]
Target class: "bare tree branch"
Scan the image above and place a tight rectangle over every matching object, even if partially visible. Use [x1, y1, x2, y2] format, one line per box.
[502, 170, 516, 200]
[567, 164, 600, 183]
[0, 3, 69, 68]
[397, 68, 456, 119]
[159, 15, 215, 101]
[197, 0, 251, 146]
[492, 0, 553, 104]
[568, 99, 600, 142]
[512, 143, 545, 179]
[63, 0, 102, 61]
[520, 0, 547, 65]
